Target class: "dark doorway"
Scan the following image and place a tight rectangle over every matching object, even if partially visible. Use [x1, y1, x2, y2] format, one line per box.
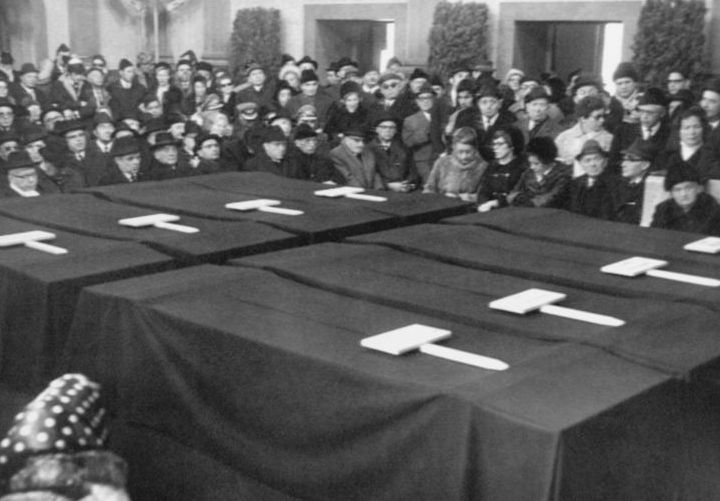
[514, 21, 605, 81]
[316, 20, 390, 73]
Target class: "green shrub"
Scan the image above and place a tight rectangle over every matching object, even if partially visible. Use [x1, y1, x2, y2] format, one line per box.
[632, 0, 707, 86]
[427, 1, 490, 81]
[228, 7, 281, 82]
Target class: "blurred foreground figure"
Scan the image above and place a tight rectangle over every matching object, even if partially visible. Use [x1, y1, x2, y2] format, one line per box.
[0, 374, 130, 501]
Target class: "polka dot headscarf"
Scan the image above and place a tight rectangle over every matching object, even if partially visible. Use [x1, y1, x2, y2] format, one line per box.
[0, 374, 107, 467]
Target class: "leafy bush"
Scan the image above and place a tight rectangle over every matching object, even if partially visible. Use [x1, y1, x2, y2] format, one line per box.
[427, 1, 490, 81]
[632, 0, 707, 86]
[228, 7, 281, 82]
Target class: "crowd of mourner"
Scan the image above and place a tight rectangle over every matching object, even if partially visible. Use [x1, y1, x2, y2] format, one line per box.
[0, 44, 719, 235]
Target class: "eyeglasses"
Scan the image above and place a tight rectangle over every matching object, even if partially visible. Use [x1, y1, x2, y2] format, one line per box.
[0, 111, 13, 117]
[381, 82, 399, 90]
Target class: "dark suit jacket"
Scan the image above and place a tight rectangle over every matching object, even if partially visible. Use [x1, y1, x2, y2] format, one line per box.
[569, 174, 618, 220]
[329, 143, 384, 189]
[107, 80, 147, 120]
[608, 121, 670, 174]
[455, 107, 517, 161]
[517, 115, 564, 143]
[9, 83, 49, 109]
[97, 164, 136, 186]
[368, 138, 419, 186]
[61, 149, 109, 187]
[49, 78, 95, 119]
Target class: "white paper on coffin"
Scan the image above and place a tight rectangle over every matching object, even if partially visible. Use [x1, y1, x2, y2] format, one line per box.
[600, 257, 668, 277]
[314, 186, 365, 198]
[344, 192, 387, 202]
[225, 199, 281, 211]
[360, 324, 451, 355]
[684, 237, 720, 254]
[118, 214, 199, 233]
[0, 230, 68, 255]
[489, 288, 625, 327]
[360, 324, 508, 370]
[601, 256, 720, 287]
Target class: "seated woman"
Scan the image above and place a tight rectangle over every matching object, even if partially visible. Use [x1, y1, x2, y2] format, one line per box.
[477, 125, 526, 211]
[508, 136, 571, 208]
[655, 107, 720, 181]
[651, 160, 720, 235]
[423, 126, 487, 201]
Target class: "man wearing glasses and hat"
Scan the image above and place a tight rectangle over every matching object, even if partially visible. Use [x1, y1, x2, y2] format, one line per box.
[0, 150, 41, 198]
[145, 131, 193, 181]
[611, 138, 657, 224]
[97, 136, 144, 186]
[329, 125, 384, 189]
[368, 72, 416, 130]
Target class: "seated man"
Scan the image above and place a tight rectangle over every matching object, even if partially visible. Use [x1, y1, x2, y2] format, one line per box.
[245, 125, 297, 177]
[368, 115, 419, 192]
[97, 136, 143, 185]
[23, 125, 84, 193]
[611, 138, 655, 224]
[569, 139, 618, 220]
[0, 150, 41, 197]
[287, 123, 340, 183]
[329, 126, 384, 189]
[651, 161, 720, 235]
[144, 131, 194, 181]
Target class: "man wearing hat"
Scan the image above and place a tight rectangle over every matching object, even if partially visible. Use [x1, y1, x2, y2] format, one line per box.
[568, 139, 617, 219]
[651, 160, 720, 235]
[49, 58, 93, 119]
[402, 82, 443, 182]
[95, 135, 144, 185]
[23, 125, 83, 193]
[236, 63, 274, 111]
[608, 87, 669, 174]
[286, 70, 334, 129]
[0, 150, 41, 198]
[287, 123, 339, 182]
[245, 125, 297, 177]
[10, 63, 48, 111]
[610, 138, 657, 224]
[0, 52, 16, 83]
[455, 84, 517, 161]
[606, 62, 640, 134]
[329, 125, 384, 189]
[516, 86, 563, 143]
[107, 59, 147, 122]
[555, 95, 612, 177]
[369, 114, 419, 192]
[145, 131, 193, 181]
[56, 119, 107, 187]
[87, 113, 115, 156]
[368, 72, 416, 129]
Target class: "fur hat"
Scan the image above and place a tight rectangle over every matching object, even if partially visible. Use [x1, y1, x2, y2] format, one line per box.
[526, 136, 558, 164]
[300, 69, 319, 85]
[612, 62, 639, 82]
[294, 123, 317, 141]
[664, 161, 701, 191]
[118, 58, 133, 71]
[262, 125, 286, 143]
[340, 81, 361, 98]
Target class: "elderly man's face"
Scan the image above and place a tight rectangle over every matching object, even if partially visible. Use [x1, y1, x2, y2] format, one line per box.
[638, 106, 664, 128]
[0, 106, 13, 129]
[8, 167, 37, 192]
[263, 140, 286, 162]
[343, 135, 364, 155]
[621, 155, 649, 180]
[197, 139, 220, 160]
[20, 71, 38, 88]
[154, 145, 178, 165]
[94, 123, 115, 142]
[248, 69, 265, 87]
[0, 140, 18, 160]
[65, 130, 86, 153]
[375, 120, 397, 142]
[115, 152, 141, 176]
[380, 78, 402, 100]
[25, 139, 46, 163]
[579, 152, 606, 178]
